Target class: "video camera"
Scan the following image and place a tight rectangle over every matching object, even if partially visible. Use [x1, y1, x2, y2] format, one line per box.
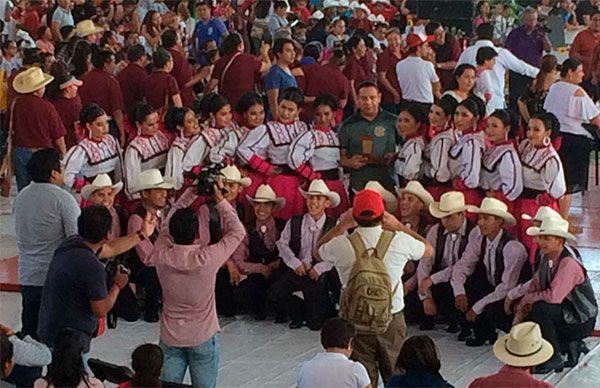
[195, 162, 227, 196]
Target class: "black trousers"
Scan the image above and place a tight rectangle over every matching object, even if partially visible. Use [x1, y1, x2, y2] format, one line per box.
[473, 300, 513, 340]
[418, 283, 461, 327]
[463, 263, 495, 330]
[111, 285, 141, 322]
[508, 71, 533, 113]
[216, 268, 238, 317]
[130, 265, 161, 317]
[231, 273, 276, 316]
[268, 266, 336, 330]
[21, 286, 42, 340]
[528, 301, 596, 356]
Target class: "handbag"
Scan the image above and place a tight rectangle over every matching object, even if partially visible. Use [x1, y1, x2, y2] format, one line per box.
[0, 99, 18, 197]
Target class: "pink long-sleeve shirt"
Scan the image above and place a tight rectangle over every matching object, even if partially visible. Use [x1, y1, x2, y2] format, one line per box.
[521, 257, 585, 305]
[151, 200, 246, 347]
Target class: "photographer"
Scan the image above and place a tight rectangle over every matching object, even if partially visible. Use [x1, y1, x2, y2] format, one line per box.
[37, 205, 157, 356]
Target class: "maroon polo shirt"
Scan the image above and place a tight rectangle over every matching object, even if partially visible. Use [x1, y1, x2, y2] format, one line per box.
[117, 63, 149, 112]
[50, 94, 83, 149]
[169, 48, 195, 108]
[12, 94, 66, 149]
[300, 62, 350, 122]
[344, 55, 375, 93]
[376, 48, 402, 104]
[79, 69, 125, 115]
[143, 71, 180, 111]
[212, 52, 262, 108]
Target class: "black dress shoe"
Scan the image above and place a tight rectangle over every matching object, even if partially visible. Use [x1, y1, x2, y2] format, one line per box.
[465, 334, 496, 347]
[446, 322, 461, 334]
[419, 321, 435, 331]
[565, 340, 589, 368]
[532, 358, 564, 374]
[274, 313, 288, 324]
[289, 321, 303, 329]
[143, 313, 160, 323]
[457, 328, 473, 341]
[254, 311, 267, 321]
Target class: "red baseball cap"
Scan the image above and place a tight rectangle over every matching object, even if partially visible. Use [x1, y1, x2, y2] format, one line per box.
[353, 189, 385, 221]
[406, 33, 434, 48]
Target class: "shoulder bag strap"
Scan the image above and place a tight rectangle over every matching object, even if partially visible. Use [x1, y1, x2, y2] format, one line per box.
[220, 52, 242, 87]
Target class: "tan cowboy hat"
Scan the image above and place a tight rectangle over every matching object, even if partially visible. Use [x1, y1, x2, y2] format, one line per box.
[398, 181, 434, 208]
[522, 206, 562, 222]
[471, 197, 517, 226]
[365, 181, 397, 213]
[74, 19, 104, 37]
[493, 322, 554, 367]
[247, 184, 286, 212]
[219, 165, 252, 187]
[429, 191, 476, 219]
[299, 179, 340, 208]
[526, 217, 577, 245]
[13, 67, 54, 94]
[135, 169, 175, 192]
[81, 174, 123, 200]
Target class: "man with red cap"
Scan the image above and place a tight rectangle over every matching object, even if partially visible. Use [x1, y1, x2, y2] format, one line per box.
[315, 188, 433, 386]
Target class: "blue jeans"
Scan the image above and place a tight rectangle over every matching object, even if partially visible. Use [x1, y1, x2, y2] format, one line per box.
[13, 147, 34, 191]
[160, 334, 220, 388]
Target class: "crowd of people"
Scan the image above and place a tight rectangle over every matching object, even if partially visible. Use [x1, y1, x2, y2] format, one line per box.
[0, 0, 599, 387]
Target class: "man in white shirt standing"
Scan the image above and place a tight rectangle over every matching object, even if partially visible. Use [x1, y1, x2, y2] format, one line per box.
[457, 23, 539, 112]
[395, 32, 441, 111]
[316, 189, 433, 386]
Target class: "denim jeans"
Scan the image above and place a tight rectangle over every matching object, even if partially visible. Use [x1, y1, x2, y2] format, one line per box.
[160, 333, 220, 388]
[13, 147, 34, 191]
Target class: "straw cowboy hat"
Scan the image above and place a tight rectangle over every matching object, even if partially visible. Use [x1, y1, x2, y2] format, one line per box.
[219, 165, 252, 187]
[74, 19, 104, 37]
[365, 181, 397, 213]
[299, 179, 340, 208]
[135, 169, 175, 192]
[247, 184, 286, 212]
[526, 217, 577, 245]
[81, 174, 123, 200]
[471, 197, 517, 226]
[429, 191, 476, 219]
[522, 206, 562, 222]
[12, 67, 54, 94]
[398, 181, 434, 208]
[493, 322, 553, 367]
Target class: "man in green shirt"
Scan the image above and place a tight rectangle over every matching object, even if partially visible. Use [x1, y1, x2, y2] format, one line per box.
[339, 81, 401, 193]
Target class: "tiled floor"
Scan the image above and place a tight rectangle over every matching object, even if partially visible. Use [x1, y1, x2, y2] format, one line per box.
[1, 165, 599, 387]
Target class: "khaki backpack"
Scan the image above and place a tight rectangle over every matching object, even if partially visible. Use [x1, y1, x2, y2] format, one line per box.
[339, 230, 398, 335]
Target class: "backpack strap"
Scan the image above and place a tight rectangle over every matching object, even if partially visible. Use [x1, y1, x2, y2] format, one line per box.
[348, 231, 368, 260]
[374, 230, 395, 260]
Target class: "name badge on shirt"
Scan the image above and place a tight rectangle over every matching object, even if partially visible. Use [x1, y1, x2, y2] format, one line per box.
[374, 126, 386, 138]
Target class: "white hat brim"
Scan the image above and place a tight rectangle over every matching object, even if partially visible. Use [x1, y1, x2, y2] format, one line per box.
[299, 189, 340, 208]
[526, 226, 577, 245]
[135, 177, 176, 193]
[223, 177, 252, 188]
[246, 195, 286, 212]
[80, 181, 123, 200]
[471, 208, 517, 226]
[429, 202, 476, 219]
[397, 187, 435, 208]
[493, 334, 554, 367]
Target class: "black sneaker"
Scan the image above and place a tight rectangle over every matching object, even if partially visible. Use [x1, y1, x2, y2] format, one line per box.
[419, 321, 435, 331]
[274, 312, 288, 324]
[289, 321, 303, 329]
[446, 322, 461, 334]
[532, 357, 564, 374]
[457, 328, 473, 341]
[143, 313, 160, 323]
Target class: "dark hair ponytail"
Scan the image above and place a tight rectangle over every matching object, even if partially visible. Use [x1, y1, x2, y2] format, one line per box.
[80, 103, 107, 126]
[129, 102, 156, 126]
[490, 109, 519, 139]
[532, 112, 561, 140]
[164, 106, 192, 133]
[199, 93, 229, 117]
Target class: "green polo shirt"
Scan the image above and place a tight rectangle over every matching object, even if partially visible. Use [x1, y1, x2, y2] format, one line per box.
[339, 110, 402, 192]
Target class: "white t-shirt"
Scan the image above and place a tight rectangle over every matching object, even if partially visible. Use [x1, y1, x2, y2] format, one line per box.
[298, 352, 371, 388]
[395, 56, 439, 104]
[319, 225, 426, 313]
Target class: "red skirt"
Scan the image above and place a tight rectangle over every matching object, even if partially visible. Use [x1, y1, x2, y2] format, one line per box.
[461, 187, 484, 222]
[267, 174, 305, 220]
[426, 184, 452, 202]
[324, 178, 350, 219]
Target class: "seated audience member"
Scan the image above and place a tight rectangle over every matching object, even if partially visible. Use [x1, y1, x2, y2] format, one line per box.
[0, 327, 51, 388]
[118, 343, 164, 388]
[387, 335, 452, 388]
[417, 192, 477, 332]
[298, 318, 371, 388]
[34, 329, 104, 388]
[38, 205, 156, 353]
[469, 322, 553, 387]
[512, 217, 598, 373]
[127, 169, 174, 322]
[151, 181, 246, 387]
[233, 184, 287, 320]
[451, 198, 530, 346]
[269, 179, 340, 330]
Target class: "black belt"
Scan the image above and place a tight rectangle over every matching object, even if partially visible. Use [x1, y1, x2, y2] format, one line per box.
[273, 164, 297, 176]
[319, 169, 340, 180]
[521, 188, 544, 199]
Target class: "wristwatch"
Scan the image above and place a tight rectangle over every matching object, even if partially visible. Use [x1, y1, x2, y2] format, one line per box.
[137, 230, 147, 241]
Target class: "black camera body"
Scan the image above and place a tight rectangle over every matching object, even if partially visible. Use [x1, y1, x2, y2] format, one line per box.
[196, 162, 226, 196]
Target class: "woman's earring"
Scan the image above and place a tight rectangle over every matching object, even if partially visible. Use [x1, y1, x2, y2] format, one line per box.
[543, 136, 551, 146]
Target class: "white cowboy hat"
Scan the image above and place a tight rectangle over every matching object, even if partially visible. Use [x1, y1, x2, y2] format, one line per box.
[365, 181, 397, 213]
[493, 322, 554, 367]
[310, 10, 325, 20]
[354, 3, 371, 14]
[526, 217, 577, 245]
[429, 191, 476, 219]
[135, 169, 175, 192]
[246, 184, 286, 212]
[374, 0, 390, 4]
[522, 206, 562, 222]
[338, 0, 350, 7]
[299, 179, 340, 208]
[374, 14, 388, 25]
[323, 0, 339, 9]
[219, 165, 252, 187]
[59, 76, 83, 90]
[349, 1, 360, 9]
[81, 174, 123, 200]
[367, 13, 377, 22]
[471, 197, 517, 226]
[397, 181, 434, 208]
[13, 67, 54, 94]
[74, 19, 104, 37]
